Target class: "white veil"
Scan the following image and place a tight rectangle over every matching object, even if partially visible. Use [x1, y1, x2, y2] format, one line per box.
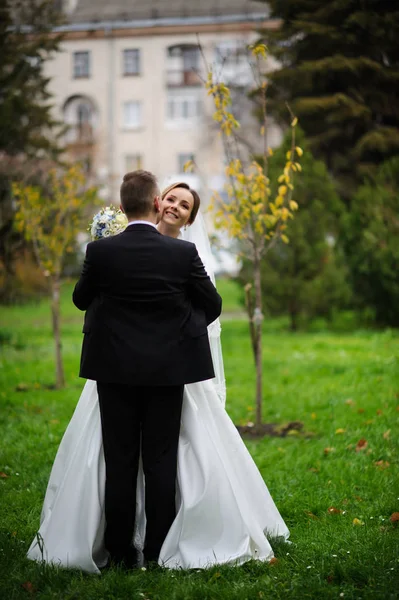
[181, 212, 226, 406]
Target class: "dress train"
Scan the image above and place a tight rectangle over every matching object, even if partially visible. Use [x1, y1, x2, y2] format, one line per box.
[27, 379, 289, 573]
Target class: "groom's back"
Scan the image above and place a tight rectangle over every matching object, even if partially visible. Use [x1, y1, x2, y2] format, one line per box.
[74, 224, 220, 386]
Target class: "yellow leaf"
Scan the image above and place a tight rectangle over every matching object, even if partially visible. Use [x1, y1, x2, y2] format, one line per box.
[183, 160, 194, 173]
[311, 412, 317, 420]
[295, 146, 303, 157]
[335, 428, 346, 434]
[278, 174, 286, 183]
[286, 151, 292, 161]
[352, 518, 364, 526]
[278, 185, 287, 196]
[281, 234, 289, 244]
[268, 147, 273, 156]
[383, 429, 391, 440]
[291, 116, 298, 127]
[251, 43, 268, 58]
[289, 200, 299, 211]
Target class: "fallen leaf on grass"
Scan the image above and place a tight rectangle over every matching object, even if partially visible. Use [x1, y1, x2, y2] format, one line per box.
[383, 429, 391, 440]
[305, 511, 319, 520]
[15, 383, 29, 392]
[269, 557, 279, 565]
[308, 468, 319, 473]
[324, 447, 335, 455]
[374, 460, 390, 470]
[49, 419, 59, 425]
[353, 518, 364, 526]
[389, 512, 399, 523]
[335, 428, 346, 434]
[376, 409, 383, 415]
[355, 439, 368, 452]
[345, 398, 355, 406]
[311, 412, 317, 420]
[328, 507, 343, 514]
[21, 582, 35, 593]
[0, 472, 9, 478]
[357, 408, 365, 414]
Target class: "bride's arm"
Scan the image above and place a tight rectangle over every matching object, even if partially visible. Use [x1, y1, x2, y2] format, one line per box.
[187, 246, 222, 325]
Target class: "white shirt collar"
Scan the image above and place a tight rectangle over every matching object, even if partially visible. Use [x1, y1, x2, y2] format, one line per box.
[127, 220, 157, 229]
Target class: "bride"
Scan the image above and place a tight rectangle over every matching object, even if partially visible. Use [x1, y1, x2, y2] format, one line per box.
[27, 182, 289, 573]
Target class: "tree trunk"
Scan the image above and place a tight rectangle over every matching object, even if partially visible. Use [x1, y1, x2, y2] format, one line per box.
[253, 254, 263, 430]
[50, 277, 65, 389]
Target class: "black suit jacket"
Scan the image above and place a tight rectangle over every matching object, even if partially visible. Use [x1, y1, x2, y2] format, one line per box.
[73, 224, 222, 386]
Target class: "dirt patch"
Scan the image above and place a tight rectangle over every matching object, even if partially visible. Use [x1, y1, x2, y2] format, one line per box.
[236, 420, 305, 439]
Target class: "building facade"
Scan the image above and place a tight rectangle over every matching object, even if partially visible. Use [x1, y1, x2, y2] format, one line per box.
[47, 1, 281, 203]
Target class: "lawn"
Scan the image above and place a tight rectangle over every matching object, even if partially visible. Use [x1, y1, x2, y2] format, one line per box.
[0, 281, 398, 599]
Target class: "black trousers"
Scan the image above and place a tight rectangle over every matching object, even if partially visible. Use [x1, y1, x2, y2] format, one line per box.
[97, 382, 184, 562]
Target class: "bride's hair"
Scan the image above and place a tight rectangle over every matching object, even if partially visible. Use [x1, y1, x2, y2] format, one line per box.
[161, 182, 200, 225]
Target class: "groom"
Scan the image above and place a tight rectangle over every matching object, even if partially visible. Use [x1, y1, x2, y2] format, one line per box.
[73, 170, 222, 568]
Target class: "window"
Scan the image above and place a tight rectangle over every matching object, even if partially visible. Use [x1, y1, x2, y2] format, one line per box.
[73, 51, 90, 78]
[123, 49, 141, 76]
[123, 101, 142, 129]
[63, 95, 96, 144]
[178, 153, 195, 173]
[166, 45, 201, 86]
[166, 96, 201, 121]
[215, 41, 252, 86]
[124, 154, 143, 172]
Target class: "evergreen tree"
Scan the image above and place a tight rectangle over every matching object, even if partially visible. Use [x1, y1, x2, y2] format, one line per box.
[0, 0, 63, 157]
[240, 128, 351, 330]
[342, 156, 399, 327]
[261, 0, 399, 191]
[0, 0, 63, 300]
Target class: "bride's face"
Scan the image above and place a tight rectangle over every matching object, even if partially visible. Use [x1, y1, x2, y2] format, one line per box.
[161, 188, 194, 230]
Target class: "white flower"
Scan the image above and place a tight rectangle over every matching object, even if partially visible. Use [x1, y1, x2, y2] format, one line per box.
[89, 206, 127, 240]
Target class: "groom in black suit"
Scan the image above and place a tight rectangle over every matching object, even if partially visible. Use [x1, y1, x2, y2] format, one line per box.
[73, 170, 222, 567]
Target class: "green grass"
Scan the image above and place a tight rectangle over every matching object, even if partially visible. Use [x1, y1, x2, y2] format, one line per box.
[0, 282, 398, 599]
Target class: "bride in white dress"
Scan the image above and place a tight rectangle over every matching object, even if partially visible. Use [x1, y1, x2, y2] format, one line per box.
[27, 182, 289, 573]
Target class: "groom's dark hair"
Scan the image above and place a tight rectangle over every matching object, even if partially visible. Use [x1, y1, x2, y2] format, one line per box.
[120, 170, 159, 218]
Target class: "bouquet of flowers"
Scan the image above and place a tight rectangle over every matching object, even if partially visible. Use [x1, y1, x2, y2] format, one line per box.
[89, 206, 128, 241]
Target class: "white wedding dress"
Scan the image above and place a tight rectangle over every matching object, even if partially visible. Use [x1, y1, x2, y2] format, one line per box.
[27, 215, 289, 573]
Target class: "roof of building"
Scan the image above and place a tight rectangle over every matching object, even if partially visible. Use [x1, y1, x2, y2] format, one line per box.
[66, 0, 270, 25]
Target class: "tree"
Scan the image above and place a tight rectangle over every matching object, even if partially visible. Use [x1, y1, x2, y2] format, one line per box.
[13, 165, 98, 388]
[240, 128, 351, 330]
[0, 0, 63, 299]
[342, 156, 399, 327]
[204, 44, 302, 431]
[261, 0, 399, 192]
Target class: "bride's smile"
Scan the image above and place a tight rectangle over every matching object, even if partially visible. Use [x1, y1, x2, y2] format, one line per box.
[161, 188, 194, 229]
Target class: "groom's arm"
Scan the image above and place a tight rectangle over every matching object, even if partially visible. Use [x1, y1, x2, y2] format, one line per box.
[187, 246, 222, 325]
[72, 242, 98, 311]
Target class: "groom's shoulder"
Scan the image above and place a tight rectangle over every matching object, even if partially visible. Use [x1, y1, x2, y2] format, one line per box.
[86, 235, 119, 253]
[160, 235, 196, 254]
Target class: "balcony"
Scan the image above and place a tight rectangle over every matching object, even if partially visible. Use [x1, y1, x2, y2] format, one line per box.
[166, 69, 202, 87]
[65, 123, 94, 148]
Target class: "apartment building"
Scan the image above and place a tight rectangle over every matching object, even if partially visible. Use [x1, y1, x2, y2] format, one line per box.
[48, 0, 280, 199]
